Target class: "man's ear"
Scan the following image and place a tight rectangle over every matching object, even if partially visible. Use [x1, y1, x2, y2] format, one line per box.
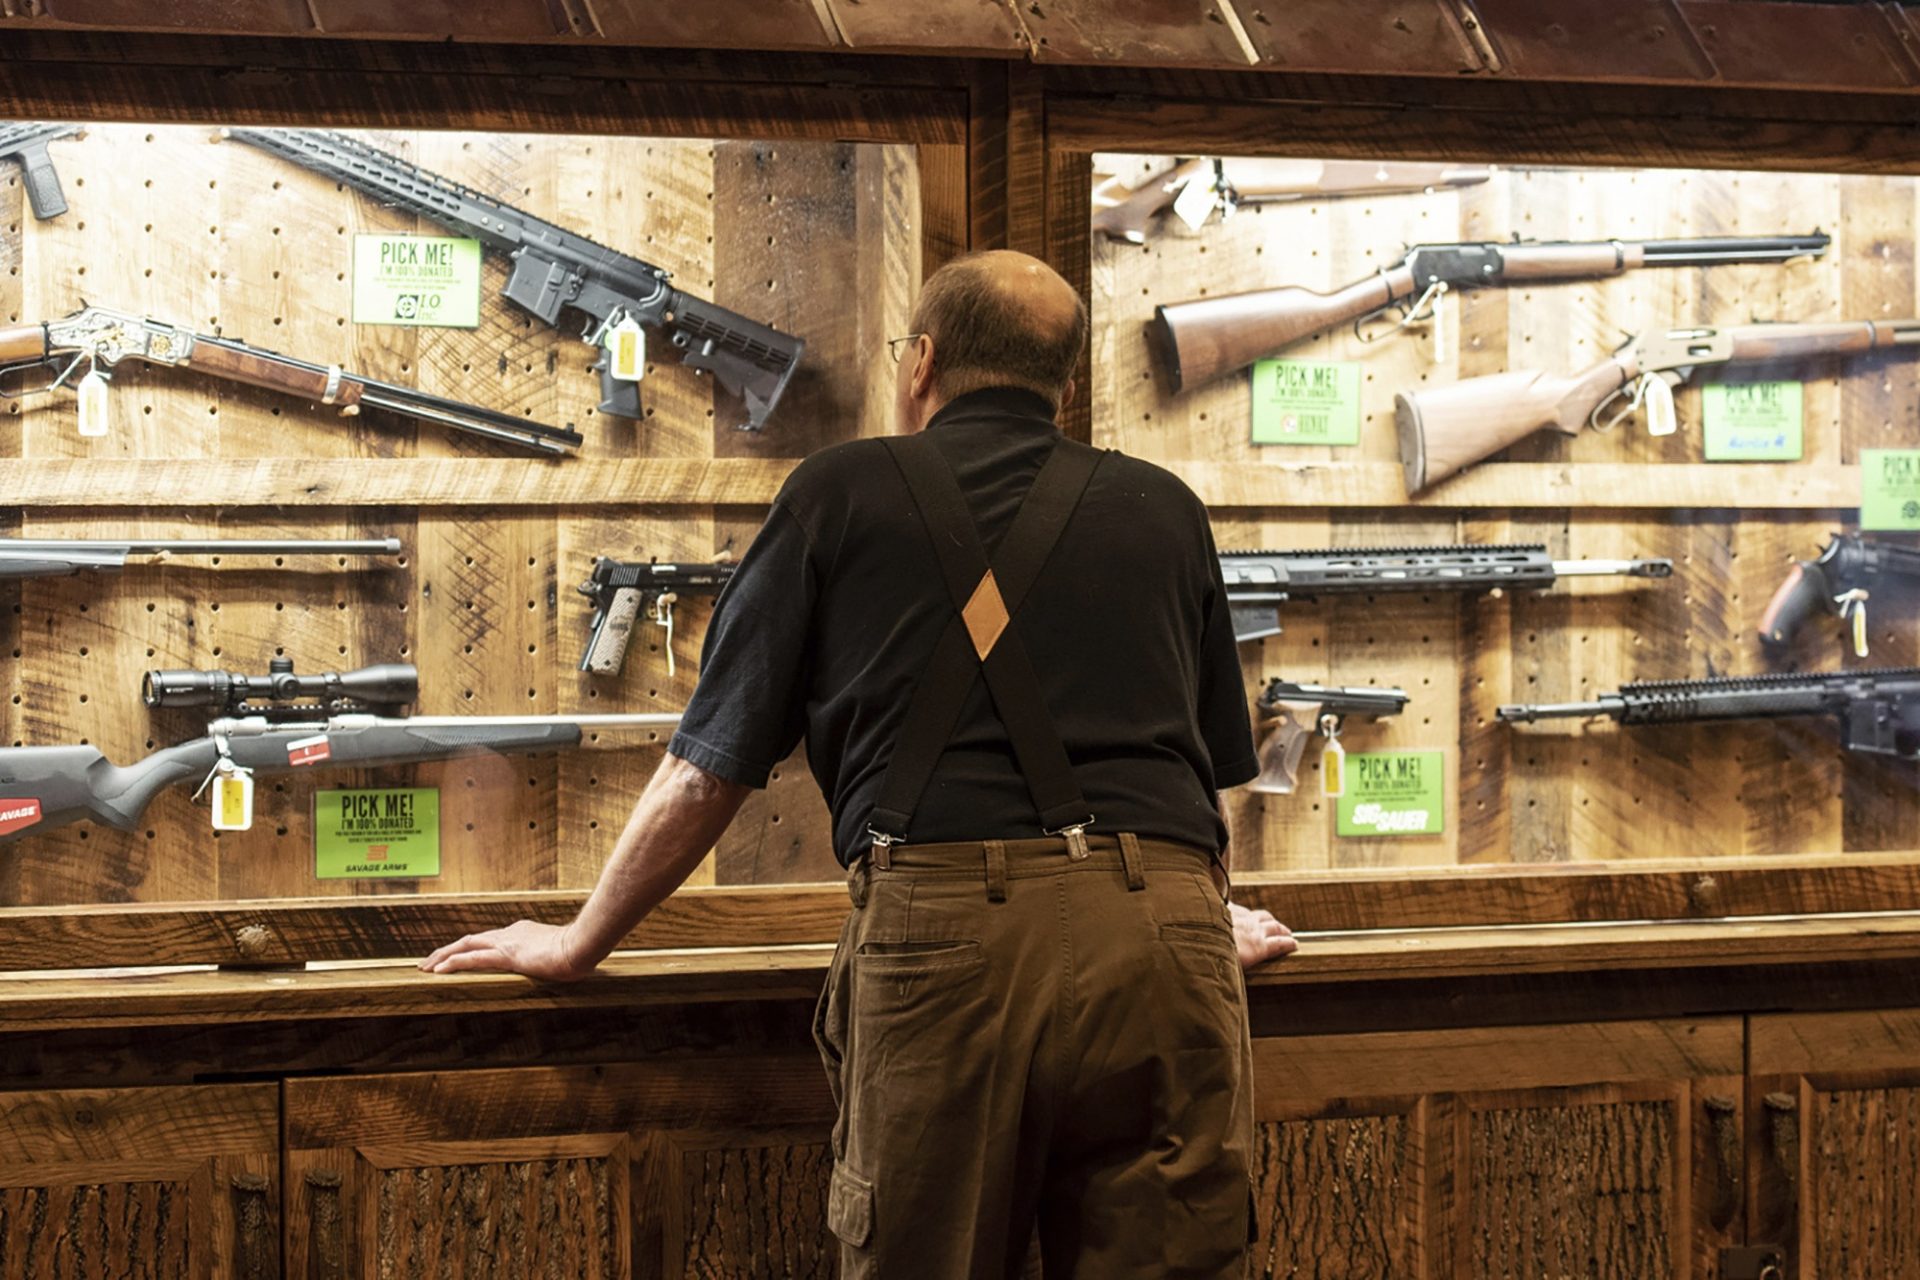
[909, 337, 938, 400]
[1058, 377, 1076, 412]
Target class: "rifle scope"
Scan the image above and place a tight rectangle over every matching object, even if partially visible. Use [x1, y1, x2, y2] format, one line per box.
[142, 657, 418, 711]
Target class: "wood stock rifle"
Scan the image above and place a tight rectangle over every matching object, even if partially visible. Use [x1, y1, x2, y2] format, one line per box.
[1151, 231, 1829, 392]
[1394, 318, 1920, 493]
[1093, 157, 1491, 244]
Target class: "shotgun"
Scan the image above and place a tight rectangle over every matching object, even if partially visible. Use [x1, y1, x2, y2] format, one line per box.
[1094, 157, 1491, 244]
[0, 537, 401, 580]
[1394, 319, 1920, 492]
[1152, 231, 1829, 392]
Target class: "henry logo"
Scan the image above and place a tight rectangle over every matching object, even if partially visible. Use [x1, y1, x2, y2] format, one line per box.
[0, 800, 43, 837]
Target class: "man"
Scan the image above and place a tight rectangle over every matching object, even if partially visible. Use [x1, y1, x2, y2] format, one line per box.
[423, 250, 1297, 1277]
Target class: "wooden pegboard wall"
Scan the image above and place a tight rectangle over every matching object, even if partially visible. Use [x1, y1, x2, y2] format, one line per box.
[1091, 156, 1920, 872]
[1, 125, 924, 905]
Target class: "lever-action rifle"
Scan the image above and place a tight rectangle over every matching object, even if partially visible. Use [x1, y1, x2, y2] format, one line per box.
[1395, 318, 1920, 492]
[1497, 667, 1920, 761]
[0, 122, 80, 221]
[578, 556, 734, 678]
[1222, 545, 1673, 645]
[1093, 157, 1491, 244]
[1152, 231, 1829, 392]
[1251, 678, 1409, 796]
[226, 128, 806, 433]
[0, 305, 582, 453]
[0, 658, 681, 843]
[0, 536, 401, 580]
[1760, 533, 1920, 658]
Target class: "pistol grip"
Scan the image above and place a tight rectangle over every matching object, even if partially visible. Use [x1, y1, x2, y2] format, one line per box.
[580, 586, 643, 676]
[19, 143, 67, 221]
[594, 356, 644, 421]
[1250, 705, 1314, 795]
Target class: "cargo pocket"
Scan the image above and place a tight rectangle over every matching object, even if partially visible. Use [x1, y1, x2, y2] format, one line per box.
[827, 1161, 875, 1249]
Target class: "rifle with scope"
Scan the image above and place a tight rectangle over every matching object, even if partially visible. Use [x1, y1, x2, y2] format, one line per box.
[1221, 544, 1673, 645]
[1251, 678, 1409, 796]
[0, 658, 682, 843]
[226, 127, 806, 433]
[1151, 230, 1829, 392]
[0, 122, 80, 220]
[0, 536, 402, 580]
[1394, 318, 1920, 492]
[1497, 667, 1920, 762]
[1760, 532, 1920, 658]
[0, 305, 582, 453]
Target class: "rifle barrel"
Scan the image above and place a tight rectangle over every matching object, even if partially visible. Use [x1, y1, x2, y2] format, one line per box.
[1549, 558, 1674, 579]
[0, 537, 401, 556]
[1496, 699, 1618, 722]
[1638, 233, 1831, 264]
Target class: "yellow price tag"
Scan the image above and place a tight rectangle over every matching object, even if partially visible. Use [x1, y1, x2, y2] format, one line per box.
[212, 770, 255, 832]
[1321, 739, 1346, 798]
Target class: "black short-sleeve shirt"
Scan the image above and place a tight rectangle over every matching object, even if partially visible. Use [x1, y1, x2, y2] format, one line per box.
[668, 387, 1257, 865]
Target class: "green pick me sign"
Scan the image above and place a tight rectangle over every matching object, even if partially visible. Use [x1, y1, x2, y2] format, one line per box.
[1336, 751, 1445, 838]
[315, 788, 440, 880]
[1250, 359, 1361, 446]
[1862, 449, 1920, 532]
[352, 234, 482, 328]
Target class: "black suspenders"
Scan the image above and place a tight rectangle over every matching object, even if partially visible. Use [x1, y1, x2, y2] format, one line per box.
[866, 432, 1104, 858]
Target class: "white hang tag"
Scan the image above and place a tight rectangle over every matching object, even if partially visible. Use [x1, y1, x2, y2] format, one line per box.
[211, 764, 255, 832]
[605, 316, 645, 382]
[76, 367, 110, 438]
[1170, 170, 1218, 232]
[653, 592, 677, 679]
[1842, 593, 1871, 658]
[1642, 374, 1678, 436]
[1428, 286, 1452, 366]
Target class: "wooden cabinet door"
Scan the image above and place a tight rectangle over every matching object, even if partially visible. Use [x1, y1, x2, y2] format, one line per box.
[0, 1083, 279, 1278]
[1246, 1018, 1743, 1280]
[1750, 1008, 1920, 1278]
[283, 1055, 837, 1279]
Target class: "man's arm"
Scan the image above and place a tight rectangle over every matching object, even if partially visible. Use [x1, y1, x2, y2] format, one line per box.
[421, 752, 750, 979]
[1214, 791, 1298, 969]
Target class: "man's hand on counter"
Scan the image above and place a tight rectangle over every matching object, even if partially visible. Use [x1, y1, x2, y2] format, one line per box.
[1231, 901, 1298, 970]
[420, 920, 591, 982]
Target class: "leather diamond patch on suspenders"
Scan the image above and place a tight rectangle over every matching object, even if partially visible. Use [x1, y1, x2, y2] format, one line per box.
[962, 570, 1011, 659]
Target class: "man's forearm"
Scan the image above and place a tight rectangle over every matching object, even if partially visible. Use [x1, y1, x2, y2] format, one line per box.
[565, 752, 752, 968]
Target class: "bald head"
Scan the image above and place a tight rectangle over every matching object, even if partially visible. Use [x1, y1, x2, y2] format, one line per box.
[906, 250, 1088, 411]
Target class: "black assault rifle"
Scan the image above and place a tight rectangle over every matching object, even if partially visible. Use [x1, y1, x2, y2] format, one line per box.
[1222, 545, 1673, 645]
[0, 122, 80, 220]
[226, 128, 806, 432]
[1498, 667, 1920, 761]
[0, 658, 681, 843]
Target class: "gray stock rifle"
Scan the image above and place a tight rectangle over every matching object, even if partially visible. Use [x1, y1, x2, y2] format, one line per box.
[1222, 545, 1673, 645]
[226, 127, 806, 432]
[0, 659, 680, 843]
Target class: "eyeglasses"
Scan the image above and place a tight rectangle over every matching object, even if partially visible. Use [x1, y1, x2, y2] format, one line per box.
[887, 333, 925, 364]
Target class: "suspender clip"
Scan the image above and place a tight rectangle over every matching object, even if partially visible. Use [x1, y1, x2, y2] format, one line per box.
[866, 827, 900, 870]
[1046, 818, 1095, 862]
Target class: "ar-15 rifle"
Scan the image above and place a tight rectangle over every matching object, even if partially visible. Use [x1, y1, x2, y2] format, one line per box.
[1760, 533, 1920, 658]
[577, 556, 734, 679]
[1395, 319, 1920, 492]
[1222, 544, 1673, 645]
[0, 305, 581, 453]
[1497, 667, 1920, 761]
[1094, 157, 1491, 244]
[0, 122, 80, 221]
[0, 658, 681, 843]
[1151, 231, 1829, 392]
[0, 536, 401, 580]
[226, 128, 806, 433]
[1251, 678, 1409, 796]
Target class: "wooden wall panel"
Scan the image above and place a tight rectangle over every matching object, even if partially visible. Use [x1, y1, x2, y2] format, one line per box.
[1094, 153, 1920, 872]
[2, 123, 935, 903]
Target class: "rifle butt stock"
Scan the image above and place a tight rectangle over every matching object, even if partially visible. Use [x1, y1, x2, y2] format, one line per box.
[1152, 273, 1402, 391]
[1395, 362, 1624, 493]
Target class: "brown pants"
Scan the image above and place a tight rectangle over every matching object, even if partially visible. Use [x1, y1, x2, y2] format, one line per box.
[813, 832, 1255, 1279]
